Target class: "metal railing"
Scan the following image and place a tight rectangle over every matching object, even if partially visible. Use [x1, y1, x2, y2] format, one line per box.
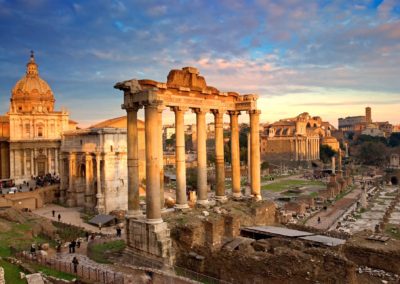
[16, 252, 125, 284]
[174, 266, 232, 284]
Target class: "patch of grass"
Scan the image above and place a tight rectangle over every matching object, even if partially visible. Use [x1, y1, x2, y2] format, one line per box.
[30, 263, 76, 281]
[89, 240, 126, 264]
[0, 259, 27, 284]
[309, 192, 319, 198]
[385, 224, 400, 240]
[80, 212, 96, 223]
[262, 179, 325, 192]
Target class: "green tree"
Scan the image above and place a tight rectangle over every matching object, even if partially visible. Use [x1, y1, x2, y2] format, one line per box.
[388, 133, 400, 147]
[357, 142, 388, 166]
[320, 145, 337, 163]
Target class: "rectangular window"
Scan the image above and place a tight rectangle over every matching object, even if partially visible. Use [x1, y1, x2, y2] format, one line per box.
[25, 124, 30, 134]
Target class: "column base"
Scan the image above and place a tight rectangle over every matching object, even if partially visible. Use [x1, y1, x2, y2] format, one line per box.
[252, 194, 262, 201]
[125, 219, 174, 266]
[174, 203, 190, 211]
[196, 199, 209, 207]
[146, 218, 163, 224]
[215, 195, 228, 203]
[126, 210, 143, 218]
[232, 192, 242, 198]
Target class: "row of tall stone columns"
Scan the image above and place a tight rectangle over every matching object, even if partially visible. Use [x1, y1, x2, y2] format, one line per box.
[293, 137, 319, 161]
[9, 147, 60, 179]
[124, 103, 261, 223]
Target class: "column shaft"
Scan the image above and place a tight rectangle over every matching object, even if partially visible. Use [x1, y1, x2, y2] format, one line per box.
[126, 107, 141, 216]
[229, 111, 241, 197]
[95, 153, 104, 213]
[23, 150, 27, 176]
[195, 109, 208, 204]
[47, 148, 51, 174]
[173, 107, 189, 208]
[10, 150, 14, 178]
[249, 110, 261, 199]
[213, 110, 226, 200]
[145, 103, 162, 222]
[85, 153, 92, 210]
[158, 108, 165, 210]
[55, 148, 59, 175]
[30, 149, 34, 176]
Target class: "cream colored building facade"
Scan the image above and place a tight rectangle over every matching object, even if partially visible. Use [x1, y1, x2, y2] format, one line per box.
[1, 52, 76, 183]
[59, 117, 145, 213]
[261, 112, 339, 162]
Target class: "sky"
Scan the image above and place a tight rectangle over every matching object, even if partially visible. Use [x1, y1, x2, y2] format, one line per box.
[0, 0, 399, 128]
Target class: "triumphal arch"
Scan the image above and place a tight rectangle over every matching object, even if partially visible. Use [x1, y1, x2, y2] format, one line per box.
[115, 67, 261, 265]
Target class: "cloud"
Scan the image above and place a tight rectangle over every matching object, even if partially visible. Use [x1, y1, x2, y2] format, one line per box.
[0, 0, 399, 126]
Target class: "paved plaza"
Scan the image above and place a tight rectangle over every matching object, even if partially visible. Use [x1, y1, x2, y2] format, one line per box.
[33, 204, 121, 236]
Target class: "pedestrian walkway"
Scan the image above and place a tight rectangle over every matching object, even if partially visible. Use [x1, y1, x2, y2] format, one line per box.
[306, 188, 361, 230]
[33, 204, 120, 235]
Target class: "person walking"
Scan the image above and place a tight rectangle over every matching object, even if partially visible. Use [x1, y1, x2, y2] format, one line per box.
[57, 213, 61, 222]
[318, 217, 321, 224]
[52, 210, 55, 217]
[71, 239, 76, 253]
[116, 227, 122, 237]
[72, 256, 79, 274]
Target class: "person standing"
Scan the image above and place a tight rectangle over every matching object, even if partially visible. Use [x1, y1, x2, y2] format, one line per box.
[71, 239, 76, 253]
[72, 256, 79, 273]
[58, 214, 61, 222]
[116, 227, 122, 237]
[52, 210, 55, 217]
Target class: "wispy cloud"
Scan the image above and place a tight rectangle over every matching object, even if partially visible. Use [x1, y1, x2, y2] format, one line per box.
[0, 0, 399, 126]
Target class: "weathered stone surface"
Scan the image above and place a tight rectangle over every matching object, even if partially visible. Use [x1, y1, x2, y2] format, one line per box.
[0, 267, 5, 284]
[25, 273, 45, 284]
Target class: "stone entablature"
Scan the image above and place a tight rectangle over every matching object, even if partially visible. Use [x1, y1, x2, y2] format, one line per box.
[117, 67, 258, 113]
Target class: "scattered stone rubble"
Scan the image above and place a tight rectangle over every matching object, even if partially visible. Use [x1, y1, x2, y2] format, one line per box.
[357, 266, 400, 282]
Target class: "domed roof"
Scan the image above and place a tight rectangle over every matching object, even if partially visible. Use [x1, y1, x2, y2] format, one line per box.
[10, 51, 55, 113]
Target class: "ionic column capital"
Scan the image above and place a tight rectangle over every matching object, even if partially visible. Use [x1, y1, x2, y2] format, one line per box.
[170, 106, 188, 113]
[122, 102, 142, 112]
[143, 100, 164, 110]
[192, 108, 209, 115]
[227, 110, 241, 116]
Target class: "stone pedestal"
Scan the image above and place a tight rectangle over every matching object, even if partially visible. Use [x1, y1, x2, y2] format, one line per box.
[126, 218, 174, 267]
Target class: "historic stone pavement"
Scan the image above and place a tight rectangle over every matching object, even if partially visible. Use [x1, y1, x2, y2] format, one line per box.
[33, 204, 119, 235]
[306, 188, 362, 230]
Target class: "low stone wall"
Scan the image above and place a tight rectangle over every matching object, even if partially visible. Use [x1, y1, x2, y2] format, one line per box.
[0, 185, 58, 210]
[343, 238, 400, 275]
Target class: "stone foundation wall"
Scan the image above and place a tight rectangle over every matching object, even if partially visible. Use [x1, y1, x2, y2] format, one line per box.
[343, 241, 400, 274]
[126, 219, 174, 267]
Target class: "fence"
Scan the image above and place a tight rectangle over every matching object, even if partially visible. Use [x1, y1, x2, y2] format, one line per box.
[174, 266, 232, 284]
[16, 252, 125, 284]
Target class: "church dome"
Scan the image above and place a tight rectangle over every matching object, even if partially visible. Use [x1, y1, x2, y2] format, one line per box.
[10, 51, 55, 113]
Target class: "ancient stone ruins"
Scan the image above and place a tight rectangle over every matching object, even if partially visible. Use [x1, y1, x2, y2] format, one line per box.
[115, 67, 262, 265]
